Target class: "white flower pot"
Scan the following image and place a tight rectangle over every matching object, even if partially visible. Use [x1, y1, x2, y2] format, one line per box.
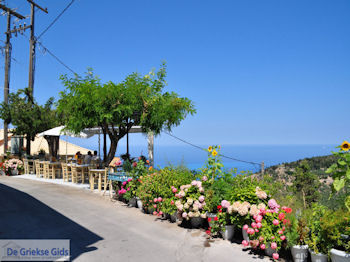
[291, 245, 309, 262]
[136, 198, 143, 210]
[310, 251, 328, 262]
[220, 225, 235, 241]
[242, 228, 249, 241]
[330, 248, 350, 262]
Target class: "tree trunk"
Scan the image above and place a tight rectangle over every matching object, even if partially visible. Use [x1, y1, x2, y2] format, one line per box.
[44, 135, 59, 159]
[26, 134, 31, 155]
[105, 136, 118, 166]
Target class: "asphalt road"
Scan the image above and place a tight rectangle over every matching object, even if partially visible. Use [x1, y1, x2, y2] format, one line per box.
[0, 176, 270, 262]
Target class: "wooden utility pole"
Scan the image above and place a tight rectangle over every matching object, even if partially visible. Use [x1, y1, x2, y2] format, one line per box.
[27, 0, 48, 96]
[261, 161, 265, 174]
[0, 4, 25, 155]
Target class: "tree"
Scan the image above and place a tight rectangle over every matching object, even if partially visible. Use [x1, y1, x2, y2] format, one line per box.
[58, 63, 196, 165]
[292, 160, 320, 208]
[0, 88, 60, 155]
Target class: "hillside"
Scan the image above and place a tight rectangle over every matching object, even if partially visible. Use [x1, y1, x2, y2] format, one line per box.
[264, 154, 339, 183]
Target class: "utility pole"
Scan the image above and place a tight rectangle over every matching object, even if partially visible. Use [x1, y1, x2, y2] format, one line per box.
[27, 0, 48, 96]
[0, 4, 25, 155]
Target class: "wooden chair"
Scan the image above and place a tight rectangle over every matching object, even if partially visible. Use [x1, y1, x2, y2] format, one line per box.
[23, 159, 29, 174]
[61, 163, 72, 182]
[71, 166, 83, 183]
[89, 167, 108, 192]
[43, 161, 54, 179]
[34, 160, 44, 178]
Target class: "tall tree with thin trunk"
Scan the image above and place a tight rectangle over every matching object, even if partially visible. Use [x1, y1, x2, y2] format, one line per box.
[58, 63, 196, 165]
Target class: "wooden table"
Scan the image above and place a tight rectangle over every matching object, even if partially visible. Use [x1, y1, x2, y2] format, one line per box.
[89, 169, 107, 191]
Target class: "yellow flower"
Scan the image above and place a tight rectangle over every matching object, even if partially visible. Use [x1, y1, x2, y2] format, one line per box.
[149, 166, 153, 171]
[341, 141, 350, 151]
[208, 146, 212, 152]
[212, 149, 217, 156]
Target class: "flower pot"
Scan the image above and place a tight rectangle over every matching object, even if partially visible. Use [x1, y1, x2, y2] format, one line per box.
[206, 212, 217, 227]
[242, 227, 249, 241]
[148, 207, 155, 214]
[169, 212, 178, 223]
[190, 217, 204, 228]
[220, 225, 235, 241]
[11, 169, 18, 176]
[264, 246, 275, 257]
[310, 251, 328, 262]
[291, 245, 309, 262]
[128, 197, 137, 207]
[330, 248, 350, 262]
[136, 198, 143, 210]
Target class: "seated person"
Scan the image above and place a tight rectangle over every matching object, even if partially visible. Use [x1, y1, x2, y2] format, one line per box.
[84, 151, 92, 164]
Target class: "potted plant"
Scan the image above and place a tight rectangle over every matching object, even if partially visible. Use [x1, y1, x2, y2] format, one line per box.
[286, 216, 310, 262]
[306, 204, 329, 262]
[320, 209, 350, 262]
[175, 180, 207, 228]
[38, 149, 46, 160]
[207, 202, 235, 241]
[2, 158, 24, 176]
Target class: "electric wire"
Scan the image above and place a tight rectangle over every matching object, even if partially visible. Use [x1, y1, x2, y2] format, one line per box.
[164, 131, 261, 166]
[36, 0, 75, 40]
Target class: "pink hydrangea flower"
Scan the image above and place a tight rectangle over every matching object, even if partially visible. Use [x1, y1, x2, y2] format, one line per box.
[273, 219, 280, 226]
[255, 215, 263, 223]
[259, 236, 264, 242]
[153, 204, 157, 208]
[182, 212, 187, 218]
[272, 253, 279, 260]
[127, 178, 132, 182]
[191, 180, 198, 186]
[260, 244, 266, 250]
[255, 229, 259, 233]
[202, 176, 208, 181]
[157, 197, 162, 202]
[268, 199, 280, 210]
[198, 196, 205, 203]
[171, 200, 174, 205]
[122, 181, 127, 186]
[221, 200, 230, 209]
[247, 228, 255, 235]
[257, 222, 262, 229]
[243, 224, 249, 231]
[280, 235, 286, 240]
[154, 198, 158, 203]
[159, 211, 163, 215]
[153, 211, 157, 215]
[271, 242, 277, 249]
[172, 188, 178, 193]
[251, 222, 257, 228]
[242, 240, 249, 247]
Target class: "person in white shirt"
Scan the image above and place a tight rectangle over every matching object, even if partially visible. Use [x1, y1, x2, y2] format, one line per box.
[84, 151, 92, 164]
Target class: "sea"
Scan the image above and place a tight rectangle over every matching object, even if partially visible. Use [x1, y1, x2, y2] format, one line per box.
[65, 138, 337, 173]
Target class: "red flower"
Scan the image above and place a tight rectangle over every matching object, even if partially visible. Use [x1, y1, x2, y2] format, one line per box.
[205, 230, 211, 235]
[208, 218, 212, 222]
[278, 213, 285, 221]
[214, 217, 218, 221]
[285, 207, 292, 214]
[217, 205, 222, 210]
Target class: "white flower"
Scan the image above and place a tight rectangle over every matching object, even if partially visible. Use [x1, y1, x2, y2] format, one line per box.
[184, 203, 189, 209]
[187, 198, 193, 205]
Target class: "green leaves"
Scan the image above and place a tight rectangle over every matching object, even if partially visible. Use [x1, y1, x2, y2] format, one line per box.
[333, 178, 345, 192]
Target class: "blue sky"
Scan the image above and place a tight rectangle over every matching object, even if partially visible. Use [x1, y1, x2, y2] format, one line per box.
[1, 0, 349, 148]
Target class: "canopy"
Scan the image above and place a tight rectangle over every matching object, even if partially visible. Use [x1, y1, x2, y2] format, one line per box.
[37, 126, 92, 138]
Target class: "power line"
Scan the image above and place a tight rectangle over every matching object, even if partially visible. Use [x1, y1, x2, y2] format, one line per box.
[36, 40, 77, 74]
[164, 131, 261, 166]
[36, 0, 75, 40]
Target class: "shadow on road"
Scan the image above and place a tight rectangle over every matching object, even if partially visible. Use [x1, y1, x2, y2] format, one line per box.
[0, 183, 103, 260]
